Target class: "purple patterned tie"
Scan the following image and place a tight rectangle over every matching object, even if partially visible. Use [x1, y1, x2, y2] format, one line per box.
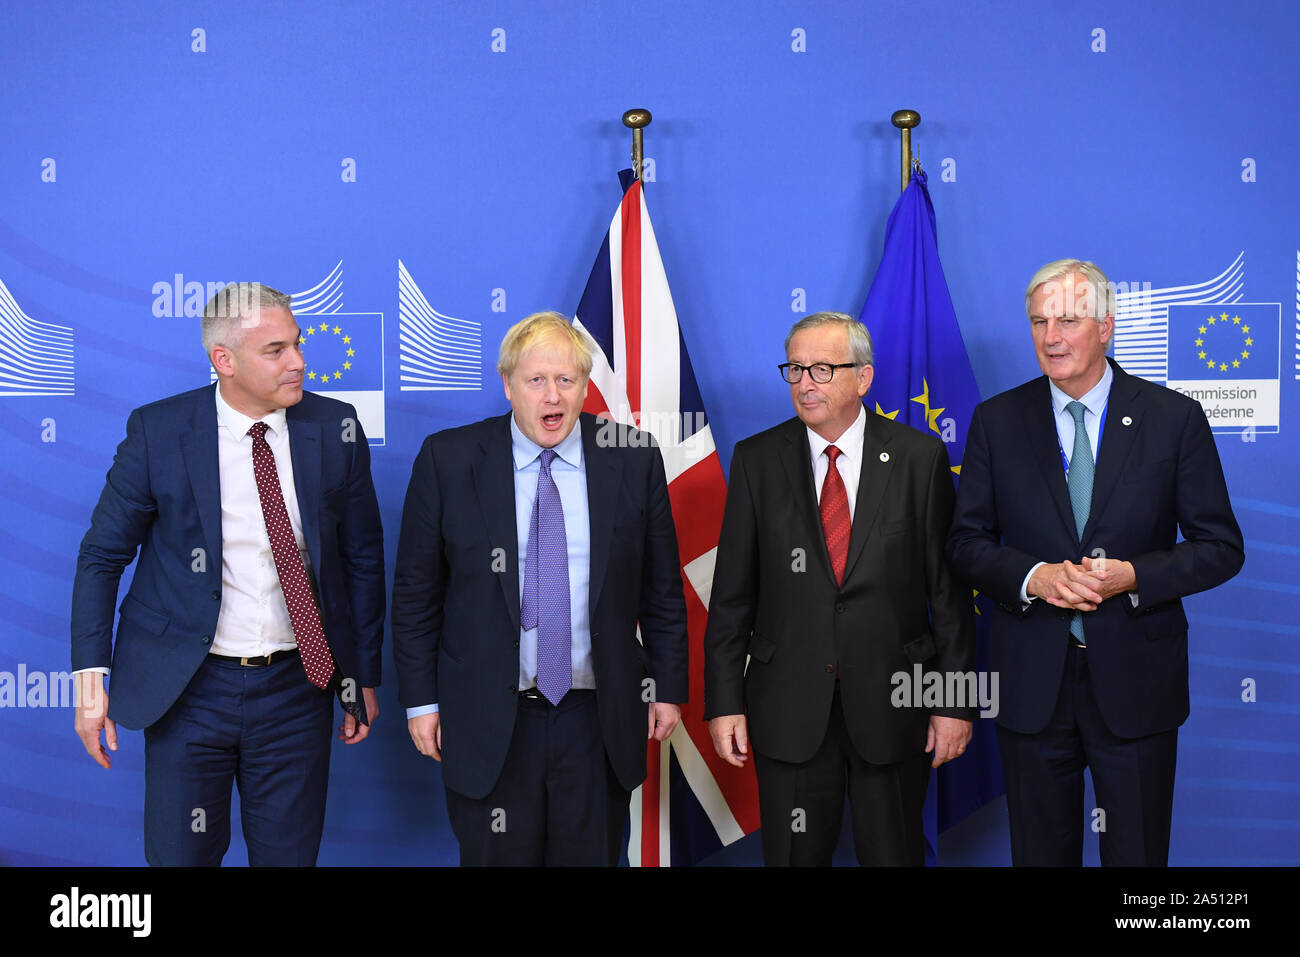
[520, 449, 572, 705]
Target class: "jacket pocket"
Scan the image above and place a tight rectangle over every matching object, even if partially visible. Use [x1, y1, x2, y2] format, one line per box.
[118, 594, 169, 635]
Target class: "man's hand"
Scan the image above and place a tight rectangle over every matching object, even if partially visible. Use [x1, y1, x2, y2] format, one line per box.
[1080, 555, 1137, 601]
[926, 715, 973, 768]
[408, 712, 441, 761]
[339, 687, 380, 744]
[708, 714, 750, 767]
[74, 672, 116, 769]
[1028, 561, 1103, 611]
[648, 702, 681, 742]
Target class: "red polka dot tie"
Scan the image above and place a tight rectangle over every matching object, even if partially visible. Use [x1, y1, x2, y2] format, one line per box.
[820, 445, 851, 587]
[248, 421, 336, 689]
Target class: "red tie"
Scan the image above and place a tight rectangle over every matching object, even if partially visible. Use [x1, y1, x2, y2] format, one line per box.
[820, 445, 851, 586]
[248, 421, 336, 689]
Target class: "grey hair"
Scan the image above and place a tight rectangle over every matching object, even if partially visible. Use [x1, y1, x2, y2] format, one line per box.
[784, 311, 874, 367]
[201, 283, 293, 354]
[1024, 260, 1115, 322]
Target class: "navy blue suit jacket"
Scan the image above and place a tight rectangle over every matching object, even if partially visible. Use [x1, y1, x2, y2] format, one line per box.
[390, 412, 689, 800]
[947, 359, 1244, 738]
[71, 385, 386, 730]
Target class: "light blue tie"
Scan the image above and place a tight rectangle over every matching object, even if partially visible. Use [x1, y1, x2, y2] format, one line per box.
[520, 449, 572, 704]
[1066, 401, 1093, 645]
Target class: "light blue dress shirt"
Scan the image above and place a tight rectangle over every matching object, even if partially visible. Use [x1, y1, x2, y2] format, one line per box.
[406, 416, 593, 718]
[1019, 361, 1136, 607]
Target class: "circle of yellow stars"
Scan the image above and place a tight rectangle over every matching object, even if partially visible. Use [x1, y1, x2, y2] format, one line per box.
[1194, 312, 1252, 373]
[298, 322, 356, 384]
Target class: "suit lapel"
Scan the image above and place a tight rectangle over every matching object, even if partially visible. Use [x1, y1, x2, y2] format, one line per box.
[181, 387, 223, 573]
[1082, 360, 1142, 543]
[777, 418, 837, 587]
[286, 409, 323, 578]
[472, 413, 521, 627]
[1021, 377, 1080, 545]
[842, 409, 894, 583]
[582, 413, 621, 615]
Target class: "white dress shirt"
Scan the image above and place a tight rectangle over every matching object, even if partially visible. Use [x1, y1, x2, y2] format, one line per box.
[74, 386, 309, 677]
[807, 404, 867, 520]
[209, 384, 308, 658]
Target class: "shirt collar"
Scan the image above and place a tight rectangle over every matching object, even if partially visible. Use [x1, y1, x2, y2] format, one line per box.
[214, 383, 289, 440]
[510, 413, 584, 471]
[806, 403, 867, 463]
[1049, 359, 1113, 420]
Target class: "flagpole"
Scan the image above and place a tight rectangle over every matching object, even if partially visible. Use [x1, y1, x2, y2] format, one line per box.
[891, 109, 920, 193]
[623, 108, 651, 181]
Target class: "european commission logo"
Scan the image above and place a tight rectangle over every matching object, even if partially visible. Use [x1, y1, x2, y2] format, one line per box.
[0, 277, 74, 396]
[204, 263, 387, 444]
[397, 259, 482, 391]
[1112, 253, 1282, 433]
[1167, 304, 1280, 431]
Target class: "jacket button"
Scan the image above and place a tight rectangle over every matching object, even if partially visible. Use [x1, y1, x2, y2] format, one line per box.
[825, 664, 835, 673]
[835, 602, 846, 613]
[200, 634, 211, 644]
[507, 685, 516, 693]
[513, 640, 520, 649]
[210, 590, 221, 600]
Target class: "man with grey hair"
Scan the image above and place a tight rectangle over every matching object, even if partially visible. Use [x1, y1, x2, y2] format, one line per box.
[72, 282, 385, 865]
[947, 259, 1243, 865]
[705, 311, 975, 865]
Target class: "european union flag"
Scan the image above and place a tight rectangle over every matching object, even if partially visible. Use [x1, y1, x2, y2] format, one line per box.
[299, 312, 384, 391]
[859, 167, 1001, 863]
[299, 311, 386, 443]
[1167, 303, 1280, 381]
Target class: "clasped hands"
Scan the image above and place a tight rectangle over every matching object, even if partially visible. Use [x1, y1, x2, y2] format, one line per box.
[1029, 555, 1136, 611]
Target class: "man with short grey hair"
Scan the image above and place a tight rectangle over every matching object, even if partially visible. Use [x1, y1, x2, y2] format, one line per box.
[705, 311, 975, 865]
[72, 282, 385, 865]
[947, 259, 1244, 865]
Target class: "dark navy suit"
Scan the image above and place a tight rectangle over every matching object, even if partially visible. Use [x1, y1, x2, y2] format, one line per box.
[947, 358, 1244, 864]
[391, 411, 688, 863]
[71, 385, 385, 863]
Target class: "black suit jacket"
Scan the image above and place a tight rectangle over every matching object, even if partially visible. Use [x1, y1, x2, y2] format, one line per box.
[946, 358, 1245, 738]
[390, 411, 689, 799]
[71, 386, 386, 729]
[704, 410, 976, 766]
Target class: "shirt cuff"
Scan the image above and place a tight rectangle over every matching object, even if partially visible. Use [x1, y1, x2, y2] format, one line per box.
[1129, 591, 1139, 608]
[406, 703, 439, 718]
[1020, 562, 1045, 607]
[72, 667, 110, 676]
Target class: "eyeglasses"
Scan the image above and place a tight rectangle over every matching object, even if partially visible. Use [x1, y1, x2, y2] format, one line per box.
[777, 362, 857, 384]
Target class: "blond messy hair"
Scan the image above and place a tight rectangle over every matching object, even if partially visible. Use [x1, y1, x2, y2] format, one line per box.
[497, 311, 594, 379]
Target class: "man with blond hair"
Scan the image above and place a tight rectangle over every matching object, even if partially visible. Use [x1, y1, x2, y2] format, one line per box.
[392, 311, 687, 865]
[947, 260, 1243, 865]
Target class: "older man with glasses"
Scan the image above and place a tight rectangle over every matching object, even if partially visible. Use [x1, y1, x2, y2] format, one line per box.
[704, 311, 975, 866]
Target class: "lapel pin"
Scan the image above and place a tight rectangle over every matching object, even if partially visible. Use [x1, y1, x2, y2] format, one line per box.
[1122, 416, 1133, 426]
[879, 452, 890, 462]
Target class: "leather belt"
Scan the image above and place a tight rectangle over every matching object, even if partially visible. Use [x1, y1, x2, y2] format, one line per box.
[210, 648, 300, 667]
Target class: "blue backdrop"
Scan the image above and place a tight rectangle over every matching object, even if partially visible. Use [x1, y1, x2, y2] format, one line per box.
[2, 0, 1296, 866]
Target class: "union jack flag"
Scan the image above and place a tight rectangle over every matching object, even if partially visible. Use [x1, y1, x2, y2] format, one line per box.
[573, 171, 761, 865]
